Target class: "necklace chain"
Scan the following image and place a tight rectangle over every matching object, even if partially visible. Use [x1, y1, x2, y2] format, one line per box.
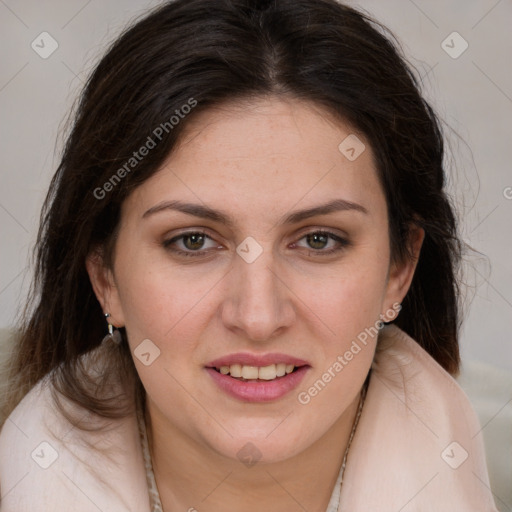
[137, 375, 369, 512]
[338, 375, 368, 486]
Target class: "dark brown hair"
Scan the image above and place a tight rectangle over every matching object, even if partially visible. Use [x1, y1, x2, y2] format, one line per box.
[3, 0, 462, 425]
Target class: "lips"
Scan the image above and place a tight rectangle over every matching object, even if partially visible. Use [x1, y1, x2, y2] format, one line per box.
[206, 353, 309, 368]
[205, 352, 311, 402]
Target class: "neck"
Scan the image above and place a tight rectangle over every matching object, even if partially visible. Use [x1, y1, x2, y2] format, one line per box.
[147, 390, 363, 512]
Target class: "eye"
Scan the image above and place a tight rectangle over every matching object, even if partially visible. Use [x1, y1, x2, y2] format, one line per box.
[163, 231, 221, 257]
[163, 229, 350, 259]
[293, 230, 349, 255]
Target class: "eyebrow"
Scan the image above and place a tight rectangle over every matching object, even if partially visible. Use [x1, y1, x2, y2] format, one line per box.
[142, 198, 368, 226]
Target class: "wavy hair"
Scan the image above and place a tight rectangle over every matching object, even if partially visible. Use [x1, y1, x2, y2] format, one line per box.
[3, 0, 462, 426]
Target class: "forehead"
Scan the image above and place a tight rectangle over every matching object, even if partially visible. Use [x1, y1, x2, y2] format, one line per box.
[124, 96, 386, 226]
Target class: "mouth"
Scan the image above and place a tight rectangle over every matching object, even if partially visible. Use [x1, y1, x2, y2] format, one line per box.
[204, 354, 310, 402]
[208, 363, 302, 382]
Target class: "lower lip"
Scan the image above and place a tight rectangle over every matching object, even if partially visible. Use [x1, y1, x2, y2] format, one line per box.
[205, 366, 309, 402]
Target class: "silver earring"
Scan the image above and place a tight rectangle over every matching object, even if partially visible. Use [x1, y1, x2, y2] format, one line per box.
[102, 313, 122, 345]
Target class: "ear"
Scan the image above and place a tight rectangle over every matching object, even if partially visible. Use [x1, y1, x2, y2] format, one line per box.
[381, 224, 425, 317]
[85, 248, 125, 327]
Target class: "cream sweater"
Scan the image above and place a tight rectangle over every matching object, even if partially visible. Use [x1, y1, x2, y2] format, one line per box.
[0, 324, 499, 511]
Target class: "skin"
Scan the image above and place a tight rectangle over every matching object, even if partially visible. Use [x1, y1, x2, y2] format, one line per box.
[87, 96, 424, 511]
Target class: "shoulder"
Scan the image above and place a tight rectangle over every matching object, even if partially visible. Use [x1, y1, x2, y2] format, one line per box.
[372, 323, 479, 428]
[0, 367, 149, 511]
[371, 324, 488, 452]
[340, 324, 499, 511]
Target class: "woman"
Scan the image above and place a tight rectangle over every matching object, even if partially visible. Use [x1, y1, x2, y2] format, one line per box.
[0, 0, 498, 510]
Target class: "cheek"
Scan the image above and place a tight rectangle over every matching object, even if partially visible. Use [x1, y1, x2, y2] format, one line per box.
[113, 243, 217, 344]
[293, 255, 389, 346]
[292, 265, 385, 425]
[293, 279, 382, 404]
[113, 260, 210, 412]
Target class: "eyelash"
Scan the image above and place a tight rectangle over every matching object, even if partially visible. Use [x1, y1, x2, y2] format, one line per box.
[162, 230, 350, 258]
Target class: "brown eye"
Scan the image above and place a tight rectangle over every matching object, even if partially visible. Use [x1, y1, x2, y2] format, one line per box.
[306, 233, 329, 250]
[162, 231, 222, 258]
[182, 233, 207, 250]
[294, 230, 350, 256]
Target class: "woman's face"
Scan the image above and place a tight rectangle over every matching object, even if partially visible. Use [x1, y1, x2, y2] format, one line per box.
[89, 97, 421, 463]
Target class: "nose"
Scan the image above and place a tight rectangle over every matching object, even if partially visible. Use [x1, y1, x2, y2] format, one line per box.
[220, 248, 296, 342]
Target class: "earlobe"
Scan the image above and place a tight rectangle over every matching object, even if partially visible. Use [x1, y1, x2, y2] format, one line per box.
[85, 249, 125, 326]
[383, 224, 425, 311]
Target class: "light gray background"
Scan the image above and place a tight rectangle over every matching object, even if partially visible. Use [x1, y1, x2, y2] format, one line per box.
[0, 0, 511, 373]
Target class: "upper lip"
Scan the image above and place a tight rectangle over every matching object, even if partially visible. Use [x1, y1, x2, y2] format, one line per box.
[206, 353, 310, 368]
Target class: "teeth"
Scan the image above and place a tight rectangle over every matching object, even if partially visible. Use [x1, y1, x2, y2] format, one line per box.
[242, 366, 259, 379]
[229, 364, 242, 378]
[258, 364, 277, 381]
[217, 363, 297, 380]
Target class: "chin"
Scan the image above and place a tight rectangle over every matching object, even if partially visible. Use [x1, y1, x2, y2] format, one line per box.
[204, 422, 314, 465]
